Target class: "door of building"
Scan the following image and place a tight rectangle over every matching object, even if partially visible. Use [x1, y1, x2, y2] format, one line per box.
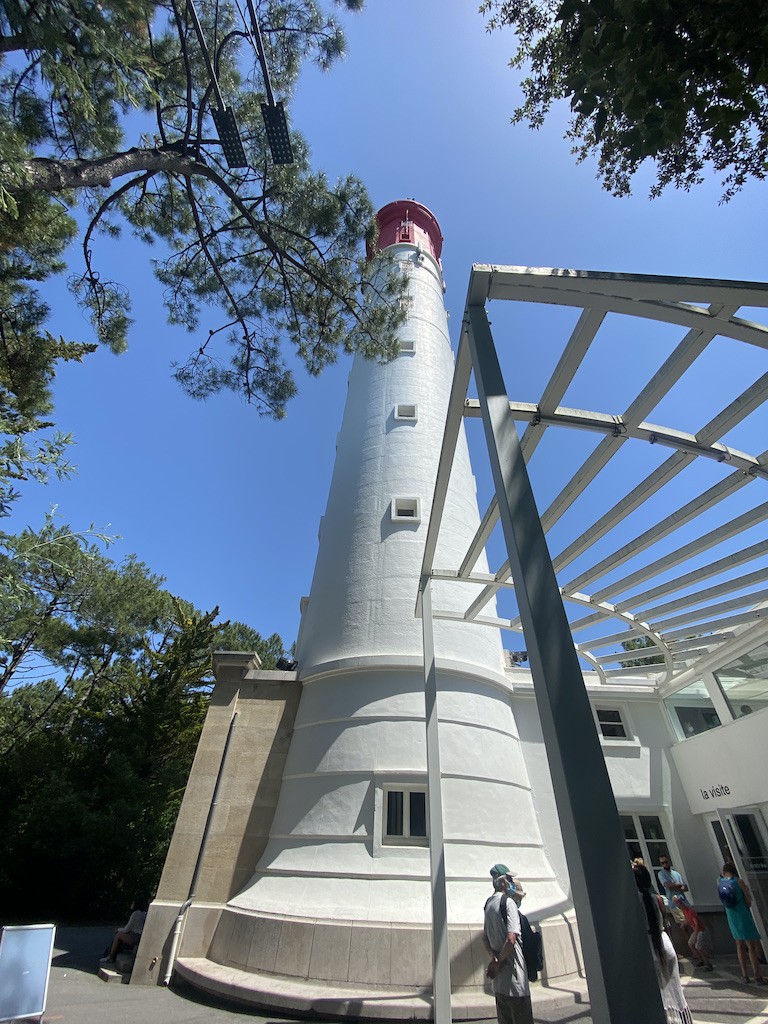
[716, 807, 768, 949]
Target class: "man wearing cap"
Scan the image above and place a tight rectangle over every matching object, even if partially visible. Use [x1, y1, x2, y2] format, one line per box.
[483, 868, 533, 1024]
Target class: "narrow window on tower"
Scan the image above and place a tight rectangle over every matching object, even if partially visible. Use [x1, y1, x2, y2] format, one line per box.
[383, 786, 428, 846]
[394, 403, 418, 422]
[391, 497, 421, 523]
[398, 338, 415, 354]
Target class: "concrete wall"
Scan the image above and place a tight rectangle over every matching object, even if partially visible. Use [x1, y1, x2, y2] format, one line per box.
[131, 658, 301, 985]
[203, 906, 581, 989]
[512, 682, 737, 921]
[670, 706, 768, 815]
[229, 665, 567, 925]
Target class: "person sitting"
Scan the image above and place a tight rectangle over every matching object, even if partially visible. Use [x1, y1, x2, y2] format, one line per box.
[100, 896, 149, 966]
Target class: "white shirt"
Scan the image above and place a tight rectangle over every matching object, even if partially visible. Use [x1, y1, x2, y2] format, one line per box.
[483, 892, 530, 998]
[122, 910, 146, 934]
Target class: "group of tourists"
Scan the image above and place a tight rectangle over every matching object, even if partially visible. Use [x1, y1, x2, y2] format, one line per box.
[483, 854, 767, 1024]
[658, 854, 765, 985]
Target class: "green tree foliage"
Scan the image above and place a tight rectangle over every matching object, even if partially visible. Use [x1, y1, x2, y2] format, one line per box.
[0, 518, 164, 694]
[0, 187, 97, 513]
[217, 619, 284, 666]
[0, 0, 405, 420]
[0, 526, 286, 920]
[480, 0, 768, 198]
[0, 336, 96, 517]
[621, 634, 664, 667]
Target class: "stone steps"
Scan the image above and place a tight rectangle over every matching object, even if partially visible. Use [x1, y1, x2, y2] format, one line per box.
[98, 965, 131, 984]
[174, 957, 588, 1020]
[98, 950, 137, 983]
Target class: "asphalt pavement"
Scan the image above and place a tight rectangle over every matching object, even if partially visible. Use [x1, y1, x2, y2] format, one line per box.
[40, 926, 768, 1024]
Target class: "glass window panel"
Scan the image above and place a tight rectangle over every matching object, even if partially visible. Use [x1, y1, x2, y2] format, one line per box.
[710, 820, 731, 864]
[645, 842, 670, 867]
[596, 708, 628, 738]
[600, 722, 627, 738]
[714, 640, 768, 719]
[620, 815, 638, 841]
[640, 816, 665, 841]
[733, 814, 768, 871]
[598, 709, 622, 723]
[664, 678, 721, 737]
[386, 791, 404, 836]
[626, 840, 642, 861]
[409, 791, 427, 837]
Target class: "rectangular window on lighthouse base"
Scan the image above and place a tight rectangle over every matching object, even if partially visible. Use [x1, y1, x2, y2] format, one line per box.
[383, 786, 428, 846]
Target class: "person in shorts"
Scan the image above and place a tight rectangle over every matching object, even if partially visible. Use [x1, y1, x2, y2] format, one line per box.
[673, 896, 713, 971]
[100, 895, 149, 965]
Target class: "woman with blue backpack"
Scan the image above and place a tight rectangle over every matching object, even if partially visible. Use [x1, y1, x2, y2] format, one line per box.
[717, 862, 766, 985]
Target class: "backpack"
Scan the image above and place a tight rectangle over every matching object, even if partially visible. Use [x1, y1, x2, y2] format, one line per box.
[718, 876, 740, 908]
[500, 894, 543, 981]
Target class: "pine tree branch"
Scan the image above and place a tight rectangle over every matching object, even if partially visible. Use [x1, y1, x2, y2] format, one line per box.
[0, 31, 30, 54]
[4, 146, 243, 194]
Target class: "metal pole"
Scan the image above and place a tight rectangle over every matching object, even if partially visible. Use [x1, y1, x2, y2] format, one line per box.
[244, 0, 276, 106]
[421, 576, 452, 1024]
[185, 0, 226, 110]
[465, 302, 665, 1024]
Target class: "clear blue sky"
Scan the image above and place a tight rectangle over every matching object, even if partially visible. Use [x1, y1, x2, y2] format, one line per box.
[10, 1, 768, 651]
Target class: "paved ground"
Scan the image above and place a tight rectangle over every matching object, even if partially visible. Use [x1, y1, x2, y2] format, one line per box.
[40, 927, 768, 1024]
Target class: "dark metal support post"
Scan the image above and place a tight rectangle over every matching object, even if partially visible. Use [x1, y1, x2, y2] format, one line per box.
[244, 0, 294, 163]
[465, 303, 665, 1024]
[421, 576, 452, 1024]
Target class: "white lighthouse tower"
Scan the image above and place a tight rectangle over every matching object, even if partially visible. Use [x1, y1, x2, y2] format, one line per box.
[154, 201, 574, 1015]
[225, 201, 566, 995]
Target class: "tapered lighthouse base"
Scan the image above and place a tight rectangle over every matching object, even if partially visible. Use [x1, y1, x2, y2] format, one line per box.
[132, 656, 585, 1016]
[171, 906, 584, 1020]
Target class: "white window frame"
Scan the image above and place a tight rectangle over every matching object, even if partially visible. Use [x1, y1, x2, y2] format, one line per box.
[391, 496, 421, 523]
[594, 705, 634, 742]
[394, 403, 418, 422]
[398, 338, 415, 354]
[619, 811, 685, 900]
[382, 784, 429, 847]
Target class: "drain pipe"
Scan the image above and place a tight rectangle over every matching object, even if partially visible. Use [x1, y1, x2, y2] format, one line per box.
[163, 710, 238, 986]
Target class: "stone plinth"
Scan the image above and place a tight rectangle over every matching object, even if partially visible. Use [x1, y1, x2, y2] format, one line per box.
[131, 656, 301, 985]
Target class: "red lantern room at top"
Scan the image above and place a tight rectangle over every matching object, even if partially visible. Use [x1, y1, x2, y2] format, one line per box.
[367, 199, 444, 268]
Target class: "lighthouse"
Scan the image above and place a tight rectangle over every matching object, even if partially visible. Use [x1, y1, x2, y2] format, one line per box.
[143, 201, 576, 1016]
[223, 200, 568, 999]
[131, 200, 768, 1020]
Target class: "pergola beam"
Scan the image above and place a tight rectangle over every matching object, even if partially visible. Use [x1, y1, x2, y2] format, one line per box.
[617, 540, 768, 611]
[464, 401, 767, 478]
[463, 299, 665, 1024]
[591, 502, 768, 604]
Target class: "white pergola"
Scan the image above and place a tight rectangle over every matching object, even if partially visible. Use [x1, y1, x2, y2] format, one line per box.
[417, 266, 768, 1024]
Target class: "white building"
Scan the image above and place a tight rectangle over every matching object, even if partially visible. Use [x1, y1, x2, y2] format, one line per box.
[133, 200, 768, 1019]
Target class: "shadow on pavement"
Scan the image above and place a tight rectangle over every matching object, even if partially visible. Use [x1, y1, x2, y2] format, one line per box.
[171, 975, 329, 1022]
[52, 925, 115, 975]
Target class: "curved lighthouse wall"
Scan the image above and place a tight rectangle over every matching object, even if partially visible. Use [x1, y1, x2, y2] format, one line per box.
[296, 242, 502, 675]
[228, 210, 568, 932]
